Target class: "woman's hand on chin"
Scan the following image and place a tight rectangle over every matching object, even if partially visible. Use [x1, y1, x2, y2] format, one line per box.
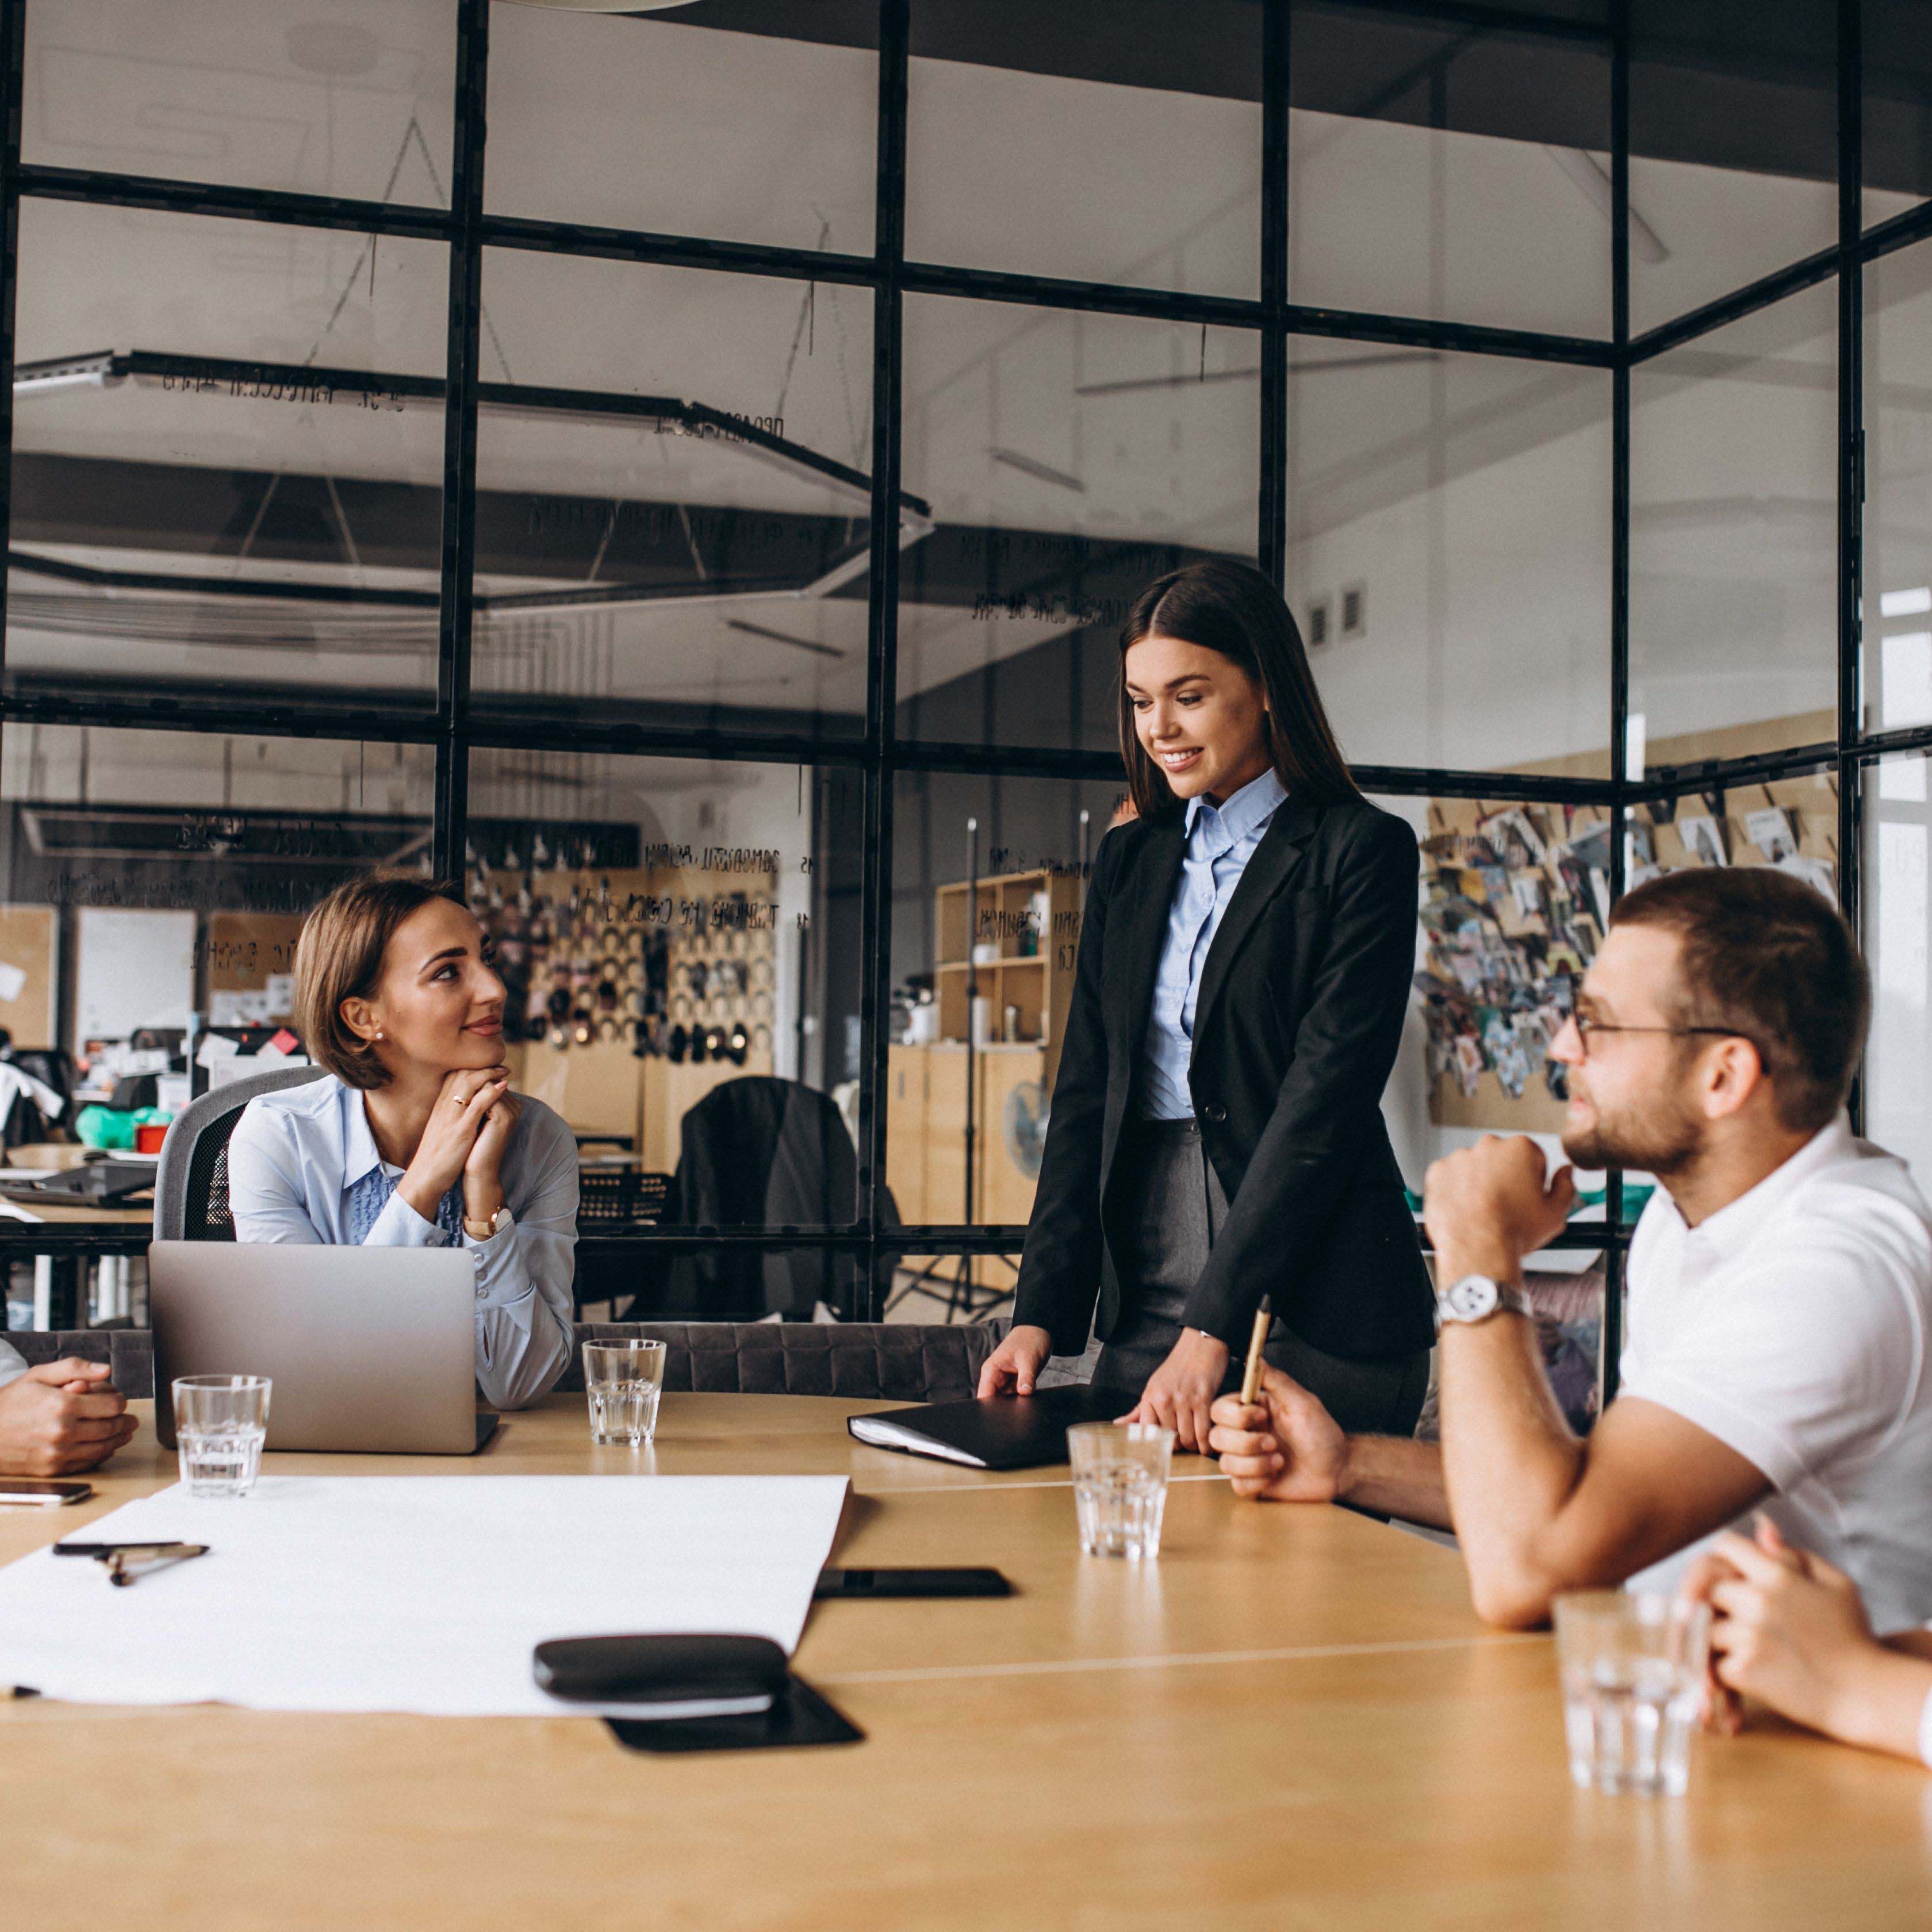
[463, 1086, 521, 1209]
[396, 1068, 509, 1221]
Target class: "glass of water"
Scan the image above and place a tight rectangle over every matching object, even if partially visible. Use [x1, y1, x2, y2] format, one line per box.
[582, 1339, 666, 1448]
[1554, 1590, 1712, 1795]
[172, 1374, 271, 1499]
[1067, 1420, 1174, 1559]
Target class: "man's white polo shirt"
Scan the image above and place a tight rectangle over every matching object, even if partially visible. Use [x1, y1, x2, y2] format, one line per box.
[1620, 1114, 1932, 1633]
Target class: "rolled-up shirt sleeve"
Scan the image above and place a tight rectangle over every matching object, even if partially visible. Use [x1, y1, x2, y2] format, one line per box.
[463, 1107, 577, 1411]
[0, 1337, 25, 1388]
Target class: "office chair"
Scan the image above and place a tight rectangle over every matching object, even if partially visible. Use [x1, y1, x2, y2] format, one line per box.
[152, 1064, 326, 1241]
[622, 1075, 896, 1322]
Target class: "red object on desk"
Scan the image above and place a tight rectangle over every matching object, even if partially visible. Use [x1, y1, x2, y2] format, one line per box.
[135, 1122, 167, 1155]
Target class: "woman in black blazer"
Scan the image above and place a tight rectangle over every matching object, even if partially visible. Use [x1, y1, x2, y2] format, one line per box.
[977, 559, 1433, 1450]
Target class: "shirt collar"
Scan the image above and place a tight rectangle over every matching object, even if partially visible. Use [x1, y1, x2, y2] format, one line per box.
[339, 1082, 386, 1189]
[1183, 766, 1288, 845]
[1664, 1112, 1854, 1251]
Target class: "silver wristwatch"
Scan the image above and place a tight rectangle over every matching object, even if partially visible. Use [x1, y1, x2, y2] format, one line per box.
[1433, 1272, 1533, 1334]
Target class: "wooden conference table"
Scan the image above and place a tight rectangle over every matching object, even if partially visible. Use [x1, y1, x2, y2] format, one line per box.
[3, 1393, 1930, 1931]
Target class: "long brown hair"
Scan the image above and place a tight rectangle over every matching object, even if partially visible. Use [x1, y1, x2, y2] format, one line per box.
[1117, 558, 1359, 823]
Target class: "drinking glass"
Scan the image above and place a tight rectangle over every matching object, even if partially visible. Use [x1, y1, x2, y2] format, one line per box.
[582, 1339, 666, 1447]
[1067, 1420, 1174, 1559]
[172, 1374, 271, 1499]
[1553, 1590, 1712, 1795]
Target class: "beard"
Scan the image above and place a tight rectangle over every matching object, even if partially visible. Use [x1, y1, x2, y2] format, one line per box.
[1562, 1087, 1703, 1176]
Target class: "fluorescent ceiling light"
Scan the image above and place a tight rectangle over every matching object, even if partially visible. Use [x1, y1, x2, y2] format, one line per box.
[1544, 147, 1669, 265]
[988, 448, 1085, 494]
[1881, 632, 1932, 731]
[723, 619, 845, 661]
[1880, 586, 1932, 618]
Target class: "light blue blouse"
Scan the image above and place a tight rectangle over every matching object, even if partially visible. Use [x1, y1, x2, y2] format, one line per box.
[224, 1074, 579, 1410]
[1138, 768, 1289, 1120]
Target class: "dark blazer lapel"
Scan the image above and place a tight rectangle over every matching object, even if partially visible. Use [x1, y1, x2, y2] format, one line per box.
[1190, 800, 1320, 1042]
[1108, 814, 1187, 1068]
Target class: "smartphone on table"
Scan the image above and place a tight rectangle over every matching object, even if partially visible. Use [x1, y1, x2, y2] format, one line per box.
[0, 1480, 93, 1506]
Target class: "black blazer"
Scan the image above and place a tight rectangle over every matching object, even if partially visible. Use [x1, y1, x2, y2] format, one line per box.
[1011, 793, 1433, 1363]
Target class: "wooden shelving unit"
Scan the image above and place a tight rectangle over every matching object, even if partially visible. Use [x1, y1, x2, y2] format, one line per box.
[930, 868, 1083, 1088]
[890, 867, 1087, 1289]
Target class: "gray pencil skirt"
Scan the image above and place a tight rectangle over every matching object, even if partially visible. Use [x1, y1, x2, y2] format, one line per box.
[1092, 1118, 1429, 1439]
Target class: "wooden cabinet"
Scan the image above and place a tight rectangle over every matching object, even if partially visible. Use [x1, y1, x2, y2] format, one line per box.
[931, 868, 1084, 1090]
[885, 1043, 930, 1225]
[887, 1041, 1047, 1289]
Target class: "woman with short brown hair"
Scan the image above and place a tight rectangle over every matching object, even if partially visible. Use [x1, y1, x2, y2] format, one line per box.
[225, 872, 578, 1410]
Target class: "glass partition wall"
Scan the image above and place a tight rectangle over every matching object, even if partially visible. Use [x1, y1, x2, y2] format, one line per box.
[1, 1, 1926, 1374]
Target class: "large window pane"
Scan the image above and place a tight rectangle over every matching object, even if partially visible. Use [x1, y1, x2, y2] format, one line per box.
[1289, 5, 1612, 339]
[1864, 0, 1932, 233]
[1865, 753, 1932, 1197]
[1288, 348, 1612, 778]
[10, 200, 448, 714]
[1632, 772, 1840, 903]
[888, 771, 1124, 1230]
[23, 0, 454, 205]
[488, 5, 876, 256]
[0, 723, 432, 1063]
[1628, 2, 1837, 336]
[1864, 242, 1932, 734]
[897, 294, 1259, 752]
[905, 0, 1262, 299]
[463, 750, 864, 1246]
[1630, 282, 1838, 773]
[471, 250, 875, 742]
[1397, 785, 1617, 1356]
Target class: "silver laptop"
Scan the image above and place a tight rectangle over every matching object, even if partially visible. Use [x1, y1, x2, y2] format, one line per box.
[148, 1241, 497, 1455]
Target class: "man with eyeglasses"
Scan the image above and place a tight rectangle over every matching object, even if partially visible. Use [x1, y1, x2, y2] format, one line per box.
[1210, 867, 1932, 1632]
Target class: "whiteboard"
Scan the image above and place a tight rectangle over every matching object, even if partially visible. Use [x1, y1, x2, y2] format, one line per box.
[75, 908, 196, 1044]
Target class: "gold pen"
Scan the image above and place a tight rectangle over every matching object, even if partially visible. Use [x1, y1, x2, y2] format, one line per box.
[1238, 1296, 1272, 1406]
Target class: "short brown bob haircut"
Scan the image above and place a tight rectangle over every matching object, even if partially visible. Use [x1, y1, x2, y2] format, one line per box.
[294, 871, 468, 1090]
[1611, 865, 1869, 1135]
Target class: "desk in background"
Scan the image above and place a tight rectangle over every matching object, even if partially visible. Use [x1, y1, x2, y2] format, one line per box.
[3, 1393, 1930, 1930]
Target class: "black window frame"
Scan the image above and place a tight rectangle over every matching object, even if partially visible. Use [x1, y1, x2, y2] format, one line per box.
[0, 0, 1919, 1399]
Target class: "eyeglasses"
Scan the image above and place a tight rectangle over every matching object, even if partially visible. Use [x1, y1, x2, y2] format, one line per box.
[1567, 1013, 1751, 1058]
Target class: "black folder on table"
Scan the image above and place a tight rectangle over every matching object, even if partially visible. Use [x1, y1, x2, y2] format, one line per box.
[846, 1385, 1123, 1471]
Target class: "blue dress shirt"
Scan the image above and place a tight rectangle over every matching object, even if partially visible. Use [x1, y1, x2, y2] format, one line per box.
[225, 1074, 579, 1410]
[1138, 768, 1289, 1120]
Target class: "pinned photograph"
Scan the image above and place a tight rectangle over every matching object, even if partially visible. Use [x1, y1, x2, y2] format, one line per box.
[1479, 808, 1548, 869]
[1452, 1032, 1484, 1098]
[1678, 814, 1729, 867]
[1743, 806, 1798, 862]
[1773, 853, 1838, 906]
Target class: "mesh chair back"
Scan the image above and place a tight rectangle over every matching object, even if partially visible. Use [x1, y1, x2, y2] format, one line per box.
[154, 1064, 327, 1241]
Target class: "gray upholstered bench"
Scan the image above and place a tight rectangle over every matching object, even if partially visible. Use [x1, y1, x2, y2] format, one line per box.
[2, 1323, 1011, 1406]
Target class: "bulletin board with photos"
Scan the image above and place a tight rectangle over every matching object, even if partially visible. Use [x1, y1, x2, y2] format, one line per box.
[1418, 771, 1840, 1132]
